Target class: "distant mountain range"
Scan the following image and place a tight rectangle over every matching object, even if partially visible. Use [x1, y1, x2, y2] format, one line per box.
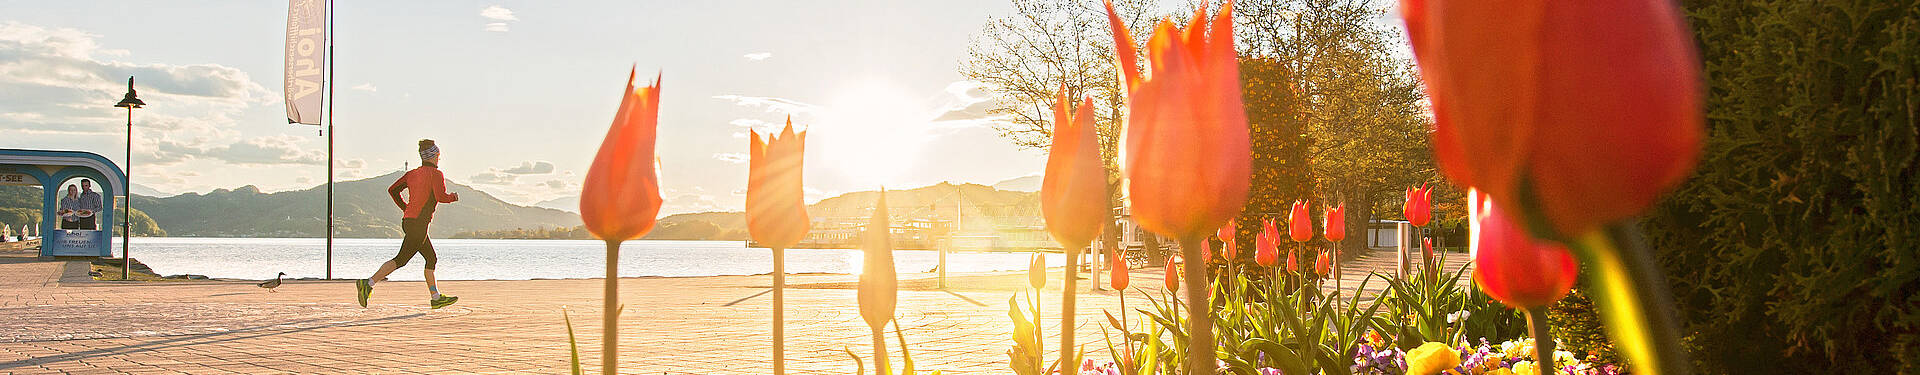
[0, 171, 581, 238]
[462, 181, 1043, 241]
[991, 174, 1042, 192]
[130, 170, 582, 238]
[4, 173, 1043, 241]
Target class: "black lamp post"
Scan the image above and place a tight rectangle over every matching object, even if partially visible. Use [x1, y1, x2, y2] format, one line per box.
[114, 76, 143, 280]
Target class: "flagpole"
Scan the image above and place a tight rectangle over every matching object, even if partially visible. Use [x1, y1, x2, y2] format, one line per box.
[323, 0, 335, 280]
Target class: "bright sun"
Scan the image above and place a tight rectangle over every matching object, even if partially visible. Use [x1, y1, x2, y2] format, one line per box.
[812, 79, 932, 188]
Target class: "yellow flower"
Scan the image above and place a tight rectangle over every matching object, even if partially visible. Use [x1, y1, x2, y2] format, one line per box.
[1511, 361, 1536, 375]
[1487, 368, 1515, 375]
[1406, 342, 1462, 375]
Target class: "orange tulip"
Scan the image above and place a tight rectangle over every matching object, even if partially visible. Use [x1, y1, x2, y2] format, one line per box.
[1255, 219, 1279, 267]
[579, 67, 665, 375]
[1105, 0, 1251, 243]
[746, 118, 811, 249]
[1042, 92, 1108, 249]
[1106, 2, 1245, 371]
[1401, 0, 1702, 238]
[1324, 204, 1346, 242]
[581, 69, 664, 242]
[747, 117, 809, 375]
[1471, 203, 1577, 309]
[1288, 200, 1312, 243]
[1110, 252, 1129, 290]
[1217, 221, 1237, 260]
[1404, 184, 1432, 227]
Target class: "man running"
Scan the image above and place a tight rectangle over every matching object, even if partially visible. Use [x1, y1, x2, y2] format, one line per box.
[358, 139, 461, 309]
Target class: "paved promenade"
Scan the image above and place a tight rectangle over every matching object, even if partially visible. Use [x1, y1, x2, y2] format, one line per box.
[0, 247, 1465, 374]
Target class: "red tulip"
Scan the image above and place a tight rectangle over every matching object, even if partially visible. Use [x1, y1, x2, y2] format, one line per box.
[1285, 250, 1299, 273]
[1164, 257, 1180, 290]
[1404, 184, 1432, 227]
[580, 69, 664, 242]
[1324, 204, 1346, 242]
[1110, 252, 1129, 290]
[1288, 200, 1312, 243]
[1400, 0, 1702, 238]
[1217, 221, 1237, 260]
[1471, 203, 1578, 308]
[1255, 219, 1280, 267]
[746, 118, 811, 249]
[1314, 250, 1331, 278]
[1042, 92, 1108, 249]
[1105, 0, 1251, 243]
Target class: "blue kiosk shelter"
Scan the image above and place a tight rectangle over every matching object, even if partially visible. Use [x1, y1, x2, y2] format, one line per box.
[0, 149, 125, 257]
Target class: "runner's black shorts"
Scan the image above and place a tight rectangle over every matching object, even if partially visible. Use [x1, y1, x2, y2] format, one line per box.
[390, 218, 436, 270]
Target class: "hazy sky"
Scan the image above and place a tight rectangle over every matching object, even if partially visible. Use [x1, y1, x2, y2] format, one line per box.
[0, 0, 1075, 215]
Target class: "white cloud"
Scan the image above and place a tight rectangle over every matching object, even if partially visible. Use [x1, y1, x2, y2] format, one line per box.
[480, 5, 518, 32]
[712, 153, 747, 164]
[0, 22, 270, 139]
[480, 6, 518, 21]
[502, 160, 555, 174]
[712, 94, 820, 115]
[743, 52, 772, 61]
[350, 83, 377, 92]
[144, 135, 327, 166]
[470, 170, 516, 185]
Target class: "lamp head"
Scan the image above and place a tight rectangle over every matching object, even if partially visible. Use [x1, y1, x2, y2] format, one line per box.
[114, 76, 144, 109]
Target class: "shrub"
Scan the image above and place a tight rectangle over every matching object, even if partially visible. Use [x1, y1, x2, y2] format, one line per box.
[1648, 0, 1919, 372]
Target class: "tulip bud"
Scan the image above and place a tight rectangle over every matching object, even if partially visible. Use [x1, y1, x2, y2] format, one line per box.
[581, 69, 664, 242]
[1286, 250, 1299, 273]
[1042, 93, 1108, 249]
[1028, 253, 1046, 290]
[1471, 203, 1578, 308]
[1314, 250, 1331, 277]
[1217, 221, 1238, 260]
[1256, 219, 1280, 267]
[1324, 204, 1346, 242]
[1422, 238, 1434, 263]
[1289, 200, 1313, 243]
[857, 190, 898, 332]
[1110, 252, 1129, 290]
[1164, 257, 1180, 290]
[1255, 219, 1280, 268]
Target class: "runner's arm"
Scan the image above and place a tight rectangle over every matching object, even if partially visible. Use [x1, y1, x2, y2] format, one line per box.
[432, 172, 459, 203]
[388, 176, 408, 210]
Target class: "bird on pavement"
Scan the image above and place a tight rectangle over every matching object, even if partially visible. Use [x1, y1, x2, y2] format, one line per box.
[258, 272, 286, 292]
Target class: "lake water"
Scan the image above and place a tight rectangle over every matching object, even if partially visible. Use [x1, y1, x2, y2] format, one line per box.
[110, 237, 1066, 281]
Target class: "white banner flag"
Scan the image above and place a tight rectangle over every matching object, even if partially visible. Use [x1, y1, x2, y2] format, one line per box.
[284, 0, 326, 125]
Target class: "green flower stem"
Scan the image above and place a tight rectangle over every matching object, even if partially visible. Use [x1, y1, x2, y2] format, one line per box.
[773, 246, 786, 375]
[602, 240, 620, 375]
[872, 325, 891, 375]
[1062, 242, 1084, 372]
[1524, 306, 1554, 375]
[1570, 222, 1692, 375]
[1178, 237, 1215, 375]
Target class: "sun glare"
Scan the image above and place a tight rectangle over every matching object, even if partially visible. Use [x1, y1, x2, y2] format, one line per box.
[813, 79, 933, 188]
